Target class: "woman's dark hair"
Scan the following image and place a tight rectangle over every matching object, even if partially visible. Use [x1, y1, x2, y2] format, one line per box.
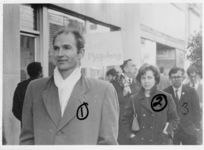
[136, 64, 160, 85]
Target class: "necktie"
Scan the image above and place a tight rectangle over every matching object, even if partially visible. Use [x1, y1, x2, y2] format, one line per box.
[192, 82, 195, 88]
[175, 89, 179, 101]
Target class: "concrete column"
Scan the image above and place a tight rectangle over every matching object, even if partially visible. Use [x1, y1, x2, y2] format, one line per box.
[120, 4, 141, 67]
[3, 4, 21, 144]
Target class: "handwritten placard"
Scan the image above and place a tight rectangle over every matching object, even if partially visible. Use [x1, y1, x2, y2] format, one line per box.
[82, 31, 124, 69]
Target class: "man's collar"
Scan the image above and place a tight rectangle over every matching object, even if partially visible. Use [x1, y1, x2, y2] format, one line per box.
[173, 85, 183, 92]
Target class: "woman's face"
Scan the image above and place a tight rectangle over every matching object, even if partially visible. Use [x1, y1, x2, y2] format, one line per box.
[141, 70, 156, 90]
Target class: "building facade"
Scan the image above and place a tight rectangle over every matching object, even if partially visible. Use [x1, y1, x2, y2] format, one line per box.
[3, 3, 202, 144]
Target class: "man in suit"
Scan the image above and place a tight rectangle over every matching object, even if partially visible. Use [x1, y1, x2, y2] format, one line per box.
[164, 67, 201, 145]
[12, 62, 43, 125]
[20, 27, 119, 145]
[113, 59, 140, 144]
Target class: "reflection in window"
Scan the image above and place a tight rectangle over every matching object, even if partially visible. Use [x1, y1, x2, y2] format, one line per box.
[20, 35, 35, 81]
[20, 5, 38, 31]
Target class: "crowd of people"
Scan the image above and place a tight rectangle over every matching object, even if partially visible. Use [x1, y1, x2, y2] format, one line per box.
[106, 60, 202, 145]
[9, 26, 202, 145]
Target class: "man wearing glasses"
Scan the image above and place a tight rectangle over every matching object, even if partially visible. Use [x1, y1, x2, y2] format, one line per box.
[164, 67, 201, 145]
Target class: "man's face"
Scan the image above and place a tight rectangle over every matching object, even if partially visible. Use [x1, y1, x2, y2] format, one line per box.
[124, 60, 137, 78]
[53, 33, 83, 72]
[170, 70, 185, 88]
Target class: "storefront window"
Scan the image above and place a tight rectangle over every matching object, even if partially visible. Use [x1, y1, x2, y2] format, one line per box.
[48, 9, 120, 79]
[20, 4, 39, 81]
[156, 43, 176, 74]
[20, 4, 38, 31]
[20, 35, 35, 81]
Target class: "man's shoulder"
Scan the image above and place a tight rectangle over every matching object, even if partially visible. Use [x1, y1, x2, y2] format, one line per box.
[28, 77, 51, 89]
[182, 84, 196, 93]
[17, 79, 31, 87]
[163, 86, 173, 93]
[155, 89, 172, 99]
[86, 77, 112, 89]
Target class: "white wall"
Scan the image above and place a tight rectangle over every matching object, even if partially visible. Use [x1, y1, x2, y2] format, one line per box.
[3, 4, 21, 144]
[55, 4, 141, 65]
[140, 3, 186, 41]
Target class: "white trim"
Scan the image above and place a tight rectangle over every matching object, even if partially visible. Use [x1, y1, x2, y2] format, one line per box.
[40, 6, 49, 77]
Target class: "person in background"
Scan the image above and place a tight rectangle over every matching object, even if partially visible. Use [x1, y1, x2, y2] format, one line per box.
[186, 64, 202, 108]
[164, 67, 201, 145]
[20, 27, 119, 145]
[186, 64, 203, 144]
[157, 66, 170, 90]
[106, 68, 117, 82]
[12, 62, 43, 125]
[126, 64, 179, 145]
[113, 59, 140, 144]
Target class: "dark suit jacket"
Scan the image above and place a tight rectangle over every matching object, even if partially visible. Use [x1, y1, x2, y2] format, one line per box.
[111, 79, 140, 144]
[127, 88, 179, 145]
[12, 78, 33, 122]
[164, 85, 201, 135]
[20, 75, 119, 145]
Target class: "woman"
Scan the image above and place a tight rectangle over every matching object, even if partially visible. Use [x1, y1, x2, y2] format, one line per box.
[128, 64, 179, 145]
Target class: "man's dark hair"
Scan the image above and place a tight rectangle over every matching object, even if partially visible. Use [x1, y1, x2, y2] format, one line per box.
[136, 64, 160, 85]
[27, 62, 42, 78]
[121, 59, 132, 73]
[52, 27, 85, 54]
[106, 68, 117, 77]
[168, 67, 185, 77]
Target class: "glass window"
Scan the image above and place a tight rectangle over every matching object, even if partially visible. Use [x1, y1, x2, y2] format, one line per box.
[20, 4, 38, 31]
[20, 4, 39, 81]
[20, 35, 35, 81]
[47, 8, 120, 79]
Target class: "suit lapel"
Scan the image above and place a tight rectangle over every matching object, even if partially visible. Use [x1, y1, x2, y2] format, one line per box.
[42, 77, 61, 127]
[169, 86, 179, 105]
[180, 85, 186, 102]
[57, 75, 89, 131]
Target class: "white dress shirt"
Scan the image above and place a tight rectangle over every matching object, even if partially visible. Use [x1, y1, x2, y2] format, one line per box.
[173, 85, 182, 100]
[54, 67, 81, 116]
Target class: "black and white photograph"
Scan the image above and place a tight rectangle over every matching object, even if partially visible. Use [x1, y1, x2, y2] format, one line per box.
[1, 0, 203, 147]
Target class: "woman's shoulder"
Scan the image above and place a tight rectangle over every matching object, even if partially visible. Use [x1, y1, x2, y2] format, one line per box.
[154, 89, 173, 101]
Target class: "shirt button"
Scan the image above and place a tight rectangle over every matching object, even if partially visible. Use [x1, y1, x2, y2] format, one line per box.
[150, 126, 153, 129]
[143, 114, 146, 117]
[142, 126, 145, 129]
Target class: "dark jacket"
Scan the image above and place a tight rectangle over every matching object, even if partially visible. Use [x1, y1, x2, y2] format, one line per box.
[164, 85, 201, 136]
[127, 88, 179, 145]
[12, 78, 33, 122]
[111, 79, 140, 145]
